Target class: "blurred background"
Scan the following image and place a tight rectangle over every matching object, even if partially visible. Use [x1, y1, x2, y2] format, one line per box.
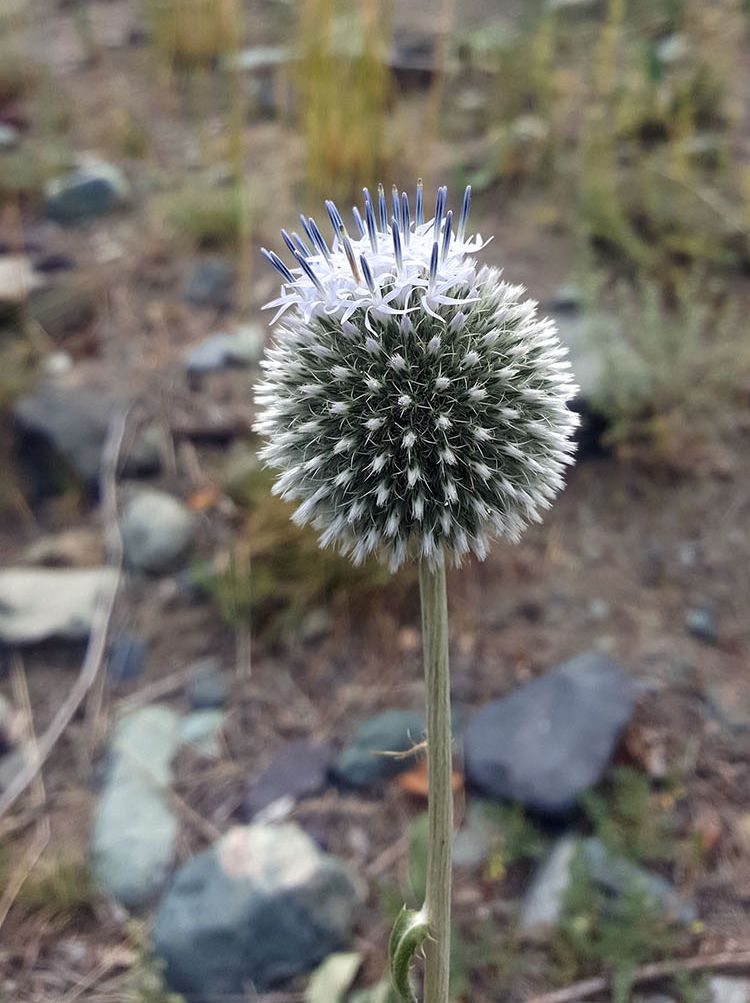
[1, 0, 750, 1001]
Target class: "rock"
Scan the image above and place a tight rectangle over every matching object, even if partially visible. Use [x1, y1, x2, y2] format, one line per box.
[91, 705, 180, 908]
[0, 694, 21, 756]
[519, 836, 579, 939]
[14, 387, 161, 494]
[580, 838, 697, 923]
[333, 710, 425, 787]
[463, 652, 639, 816]
[553, 311, 610, 457]
[547, 282, 582, 314]
[179, 710, 225, 758]
[0, 124, 20, 150]
[42, 351, 74, 377]
[121, 489, 195, 574]
[656, 34, 690, 68]
[221, 441, 261, 504]
[685, 605, 717, 645]
[0, 747, 29, 793]
[545, 0, 601, 12]
[106, 633, 148, 685]
[22, 527, 105, 568]
[0, 255, 40, 309]
[45, 157, 129, 223]
[186, 658, 228, 710]
[245, 740, 331, 820]
[182, 258, 234, 311]
[26, 277, 98, 341]
[0, 567, 117, 645]
[706, 680, 750, 731]
[452, 801, 505, 869]
[709, 977, 750, 1003]
[153, 824, 361, 997]
[184, 324, 264, 377]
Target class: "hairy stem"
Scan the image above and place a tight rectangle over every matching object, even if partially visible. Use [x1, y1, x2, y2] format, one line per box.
[419, 551, 452, 1003]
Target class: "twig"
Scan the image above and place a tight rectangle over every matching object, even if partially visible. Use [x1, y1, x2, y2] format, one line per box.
[0, 408, 129, 821]
[526, 950, 750, 1003]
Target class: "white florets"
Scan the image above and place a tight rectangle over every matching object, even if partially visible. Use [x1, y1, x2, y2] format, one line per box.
[255, 182, 579, 571]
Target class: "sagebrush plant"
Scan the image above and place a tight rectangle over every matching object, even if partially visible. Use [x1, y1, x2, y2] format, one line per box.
[255, 182, 578, 1003]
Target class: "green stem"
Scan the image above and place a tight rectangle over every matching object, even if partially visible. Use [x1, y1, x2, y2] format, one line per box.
[419, 551, 452, 1003]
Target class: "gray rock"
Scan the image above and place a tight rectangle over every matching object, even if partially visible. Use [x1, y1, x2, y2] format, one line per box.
[463, 652, 639, 815]
[153, 824, 361, 998]
[520, 836, 579, 939]
[333, 710, 424, 787]
[183, 258, 234, 311]
[91, 705, 181, 908]
[245, 740, 331, 820]
[106, 633, 148, 684]
[686, 606, 717, 645]
[14, 387, 161, 492]
[0, 567, 118, 645]
[0, 694, 19, 755]
[179, 710, 225, 758]
[656, 34, 690, 68]
[580, 837, 697, 923]
[709, 977, 750, 1003]
[186, 658, 228, 710]
[184, 324, 264, 376]
[45, 157, 129, 223]
[547, 282, 582, 314]
[121, 489, 195, 574]
[452, 801, 505, 869]
[0, 255, 40, 309]
[0, 124, 20, 150]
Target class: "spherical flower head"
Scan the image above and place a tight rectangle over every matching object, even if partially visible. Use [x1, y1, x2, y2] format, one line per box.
[255, 182, 579, 572]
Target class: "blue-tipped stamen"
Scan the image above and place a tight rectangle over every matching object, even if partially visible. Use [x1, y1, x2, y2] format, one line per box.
[300, 214, 316, 247]
[325, 199, 343, 236]
[308, 217, 331, 260]
[429, 240, 439, 287]
[377, 183, 387, 232]
[364, 195, 378, 253]
[339, 225, 361, 283]
[262, 247, 294, 283]
[392, 217, 403, 273]
[293, 250, 324, 292]
[441, 210, 453, 262]
[415, 178, 424, 226]
[360, 253, 377, 294]
[352, 205, 365, 237]
[291, 232, 310, 257]
[401, 192, 410, 246]
[457, 184, 471, 240]
[391, 185, 401, 229]
[280, 229, 297, 256]
[434, 185, 447, 234]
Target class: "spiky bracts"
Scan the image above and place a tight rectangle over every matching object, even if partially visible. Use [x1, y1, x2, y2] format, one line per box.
[255, 183, 579, 571]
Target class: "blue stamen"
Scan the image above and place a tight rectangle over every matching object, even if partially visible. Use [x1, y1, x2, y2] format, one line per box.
[308, 217, 331, 260]
[441, 210, 453, 262]
[352, 206, 365, 237]
[377, 183, 387, 232]
[300, 214, 316, 247]
[261, 247, 294, 283]
[429, 240, 439, 287]
[360, 253, 377, 294]
[392, 218, 403, 272]
[457, 184, 471, 240]
[401, 192, 410, 246]
[364, 196, 378, 253]
[391, 185, 401, 230]
[434, 185, 447, 234]
[415, 178, 424, 226]
[291, 232, 310, 257]
[280, 229, 296, 256]
[325, 199, 343, 236]
[293, 250, 324, 292]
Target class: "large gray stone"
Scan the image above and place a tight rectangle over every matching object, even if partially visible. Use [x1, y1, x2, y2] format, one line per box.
[91, 705, 181, 908]
[184, 324, 264, 376]
[153, 824, 361, 999]
[0, 567, 117, 644]
[463, 652, 639, 815]
[45, 157, 129, 223]
[333, 710, 424, 787]
[14, 386, 161, 492]
[121, 489, 195, 574]
[519, 835, 579, 939]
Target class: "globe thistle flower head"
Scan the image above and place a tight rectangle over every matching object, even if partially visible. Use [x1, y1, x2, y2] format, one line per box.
[255, 182, 580, 572]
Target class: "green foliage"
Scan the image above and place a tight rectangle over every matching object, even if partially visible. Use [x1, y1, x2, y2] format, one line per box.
[406, 813, 428, 904]
[163, 182, 260, 249]
[198, 463, 391, 639]
[482, 802, 547, 870]
[15, 859, 96, 929]
[122, 922, 186, 1003]
[143, 0, 240, 71]
[550, 852, 682, 1001]
[581, 767, 674, 864]
[582, 270, 749, 452]
[296, 0, 391, 202]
